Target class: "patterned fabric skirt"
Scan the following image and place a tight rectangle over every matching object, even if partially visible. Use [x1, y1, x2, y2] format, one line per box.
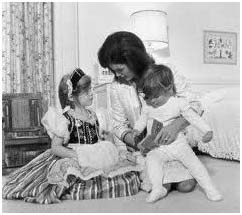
[2, 150, 140, 204]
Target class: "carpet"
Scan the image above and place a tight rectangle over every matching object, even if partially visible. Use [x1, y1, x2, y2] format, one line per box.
[2, 155, 240, 213]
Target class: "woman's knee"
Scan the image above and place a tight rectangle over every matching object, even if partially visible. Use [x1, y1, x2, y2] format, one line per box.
[176, 179, 197, 193]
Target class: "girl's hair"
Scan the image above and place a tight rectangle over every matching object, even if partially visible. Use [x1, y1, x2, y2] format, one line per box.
[58, 68, 91, 109]
[142, 64, 176, 100]
[98, 31, 155, 82]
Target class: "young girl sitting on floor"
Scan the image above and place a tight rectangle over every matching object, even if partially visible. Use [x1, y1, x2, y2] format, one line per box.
[43, 68, 119, 171]
[133, 64, 223, 203]
[3, 68, 141, 204]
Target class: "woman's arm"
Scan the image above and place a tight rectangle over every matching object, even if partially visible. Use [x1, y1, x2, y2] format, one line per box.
[134, 106, 148, 133]
[110, 85, 130, 140]
[110, 84, 140, 151]
[51, 135, 78, 159]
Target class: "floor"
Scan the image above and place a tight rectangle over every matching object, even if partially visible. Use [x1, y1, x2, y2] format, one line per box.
[2, 155, 240, 213]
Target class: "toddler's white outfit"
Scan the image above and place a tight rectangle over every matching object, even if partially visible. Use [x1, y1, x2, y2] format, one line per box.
[134, 96, 222, 202]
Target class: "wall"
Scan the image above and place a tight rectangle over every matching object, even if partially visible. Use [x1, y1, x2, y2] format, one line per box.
[77, 2, 239, 84]
[167, 2, 240, 85]
[76, 2, 171, 78]
[53, 2, 79, 107]
[54, 2, 240, 100]
[77, 3, 130, 78]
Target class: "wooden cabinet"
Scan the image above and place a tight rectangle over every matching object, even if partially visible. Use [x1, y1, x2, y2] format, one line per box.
[4, 137, 50, 168]
[2, 117, 7, 174]
[2, 93, 51, 168]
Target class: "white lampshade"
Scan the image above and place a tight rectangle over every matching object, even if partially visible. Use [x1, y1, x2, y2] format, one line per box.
[131, 10, 168, 51]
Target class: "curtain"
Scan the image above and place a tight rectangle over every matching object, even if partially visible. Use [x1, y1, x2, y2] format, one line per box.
[2, 2, 55, 111]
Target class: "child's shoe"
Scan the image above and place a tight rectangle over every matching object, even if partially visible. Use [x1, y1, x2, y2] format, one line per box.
[146, 187, 167, 203]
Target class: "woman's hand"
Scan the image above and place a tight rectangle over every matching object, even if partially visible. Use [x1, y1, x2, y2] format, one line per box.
[202, 131, 213, 143]
[123, 131, 139, 152]
[154, 123, 180, 145]
[154, 116, 189, 145]
[101, 130, 114, 142]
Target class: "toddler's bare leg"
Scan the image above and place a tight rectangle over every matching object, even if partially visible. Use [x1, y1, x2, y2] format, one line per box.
[172, 142, 222, 201]
[145, 149, 170, 203]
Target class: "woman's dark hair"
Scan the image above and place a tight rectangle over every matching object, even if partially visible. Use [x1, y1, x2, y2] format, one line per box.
[58, 68, 91, 109]
[142, 64, 176, 100]
[98, 31, 154, 81]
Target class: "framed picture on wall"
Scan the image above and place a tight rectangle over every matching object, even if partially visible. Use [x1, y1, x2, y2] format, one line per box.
[204, 30, 237, 64]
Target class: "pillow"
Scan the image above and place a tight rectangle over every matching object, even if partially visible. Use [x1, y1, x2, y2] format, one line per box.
[197, 87, 240, 161]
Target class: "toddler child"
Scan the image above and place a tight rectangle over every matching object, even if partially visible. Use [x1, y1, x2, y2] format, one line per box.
[134, 64, 223, 203]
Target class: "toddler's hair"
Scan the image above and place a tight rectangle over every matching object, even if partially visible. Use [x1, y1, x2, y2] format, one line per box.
[58, 68, 91, 109]
[142, 64, 176, 100]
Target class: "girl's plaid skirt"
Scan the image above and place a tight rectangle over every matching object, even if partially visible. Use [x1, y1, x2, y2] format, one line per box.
[2, 150, 140, 204]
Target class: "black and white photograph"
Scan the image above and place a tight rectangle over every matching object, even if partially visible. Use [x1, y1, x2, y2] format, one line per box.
[1, 1, 240, 213]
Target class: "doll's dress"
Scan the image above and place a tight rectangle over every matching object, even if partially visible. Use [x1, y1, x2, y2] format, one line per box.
[2, 107, 141, 204]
